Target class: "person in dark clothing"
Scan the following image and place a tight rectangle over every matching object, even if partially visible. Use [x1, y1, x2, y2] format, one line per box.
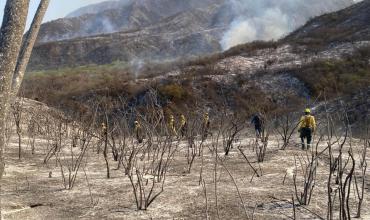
[179, 114, 187, 138]
[251, 113, 263, 138]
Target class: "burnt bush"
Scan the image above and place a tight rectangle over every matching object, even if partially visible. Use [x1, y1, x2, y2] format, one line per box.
[185, 40, 279, 67]
[292, 47, 370, 98]
[158, 83, 188, 101]
[223, 40, 279, 57]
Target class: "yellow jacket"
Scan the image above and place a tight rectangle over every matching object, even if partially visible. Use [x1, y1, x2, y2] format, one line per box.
[299, 115, 316, 131]
[169, 118, 177, 135]
[101, 123, 107, 132]
[203, 114, 209, 126]
[180, 115, 186, 127]
[134, 122, 141, 132]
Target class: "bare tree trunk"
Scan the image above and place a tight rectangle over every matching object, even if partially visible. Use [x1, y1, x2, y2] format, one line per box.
[11, 0, 50, 97]
[17, 129, 21, 159]
[1, 0, 49, 217]
[103, 131, 110, 179]
[0, 1, 31, 218]
[103, 116, 110, 179]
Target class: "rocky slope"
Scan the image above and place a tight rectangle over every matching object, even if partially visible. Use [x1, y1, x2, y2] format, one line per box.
[66, 0, 132, 18]
[37, 0, 226, 43]
[286, 0, 370, 44]
[29, 4, 228, 70]
[28, 0, 356, 70]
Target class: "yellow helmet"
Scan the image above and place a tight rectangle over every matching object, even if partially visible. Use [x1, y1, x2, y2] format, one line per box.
[304, 108, 311, 113]
[134, 121, 139, 124]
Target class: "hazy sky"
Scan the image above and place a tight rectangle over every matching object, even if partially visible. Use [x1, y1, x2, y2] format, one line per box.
[0, 0, 363, 31]
[0, 0, 106, 29]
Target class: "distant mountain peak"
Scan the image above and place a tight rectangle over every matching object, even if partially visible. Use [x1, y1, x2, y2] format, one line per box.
[66, 0, 132, 18]
[30, 0, 362, 70]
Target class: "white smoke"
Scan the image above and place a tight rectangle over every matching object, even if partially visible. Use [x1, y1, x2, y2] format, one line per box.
[221, 0, 356, 50]
[101, 17, 115, 33]
[130, 58, 145, 80]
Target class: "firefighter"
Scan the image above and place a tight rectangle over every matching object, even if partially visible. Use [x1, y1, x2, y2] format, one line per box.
[202, 112, 210, 141]
[298, 108, 316, 150]
[134, 120, 143, 143]
[251, 113, 264, 138]
[101, 122, 107, 133]
[179, 114, 187, 137]
[99, 122, 108, 153]
[168, 115, 177, 136]
[101, 122, 107, 140]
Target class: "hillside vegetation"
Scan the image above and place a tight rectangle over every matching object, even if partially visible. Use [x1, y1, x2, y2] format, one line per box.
[286, 0, 370, 48]
[20, 0, 370, 125]
[292, 46, 370, 97]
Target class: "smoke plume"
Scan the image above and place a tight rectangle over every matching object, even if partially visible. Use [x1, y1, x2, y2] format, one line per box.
[221, 0, 355, 50]
[129, 58, 145, 79]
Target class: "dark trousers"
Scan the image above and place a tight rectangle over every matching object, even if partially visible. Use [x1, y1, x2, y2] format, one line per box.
[136, 130, 143, 143]
[300, 127, 312, 149]
[180, 125, 187, 137]
[255, 126, 262, 138]
[202, 123, 210, 141]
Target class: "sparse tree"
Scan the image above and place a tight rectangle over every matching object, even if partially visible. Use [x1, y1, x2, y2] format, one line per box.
[1, 3, 49, 216]
[274, 112, 300, 150]
[0, 1, 30, 186]
[56, 119, 94, 190]
[354, 135, 368, 218]
[11, 0, 50, 97]
[11, 99, 24, 159]
[222, 114, 244, 156]
[293, 148, 319, 205]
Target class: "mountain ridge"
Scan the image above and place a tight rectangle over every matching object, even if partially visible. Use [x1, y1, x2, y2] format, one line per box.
[28, 0, 359, 71]
[286, 0, 370, 44]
